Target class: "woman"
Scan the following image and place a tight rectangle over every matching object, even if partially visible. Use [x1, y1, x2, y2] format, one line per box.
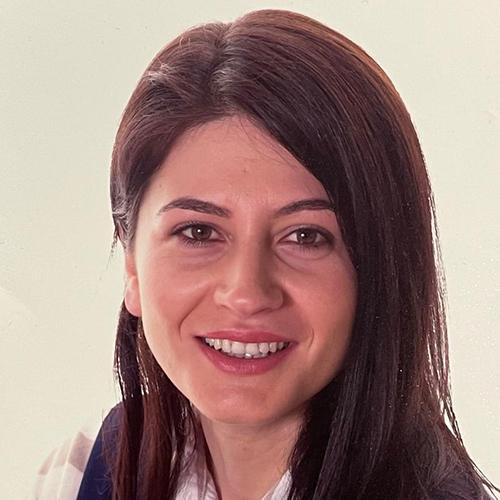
[33, 9, 498, 500]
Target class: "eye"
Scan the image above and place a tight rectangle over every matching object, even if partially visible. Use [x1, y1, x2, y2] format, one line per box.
[282, 227, 333, 252]
[171, 222, 221, 248]
[170, 222, 333, 253]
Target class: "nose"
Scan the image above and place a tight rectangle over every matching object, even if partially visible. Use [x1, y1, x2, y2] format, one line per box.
[213, 241, 284, 317]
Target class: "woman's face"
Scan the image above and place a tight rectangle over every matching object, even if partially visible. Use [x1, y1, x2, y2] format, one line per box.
[124, 116, 357, 426]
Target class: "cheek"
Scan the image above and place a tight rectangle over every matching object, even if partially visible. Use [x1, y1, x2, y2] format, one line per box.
[140, 256, 207, 320]
[138, 256, 228, 383]
[296, 259, 357, 327]
[137, 259, 206, 368]
[295, 265, 357, 375]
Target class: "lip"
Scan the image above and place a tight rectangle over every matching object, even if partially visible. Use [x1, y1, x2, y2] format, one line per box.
[196, 337, 295, 375]
[196, 330, 291, 343]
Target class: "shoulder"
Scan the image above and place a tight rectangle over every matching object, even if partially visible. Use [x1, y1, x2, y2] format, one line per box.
[29, 411, 111, 500]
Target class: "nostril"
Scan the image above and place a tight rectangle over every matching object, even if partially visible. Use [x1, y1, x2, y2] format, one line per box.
[213, 284, 284, 316]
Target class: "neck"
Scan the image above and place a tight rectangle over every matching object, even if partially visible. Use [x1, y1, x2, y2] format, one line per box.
[198, 411, 303, 500]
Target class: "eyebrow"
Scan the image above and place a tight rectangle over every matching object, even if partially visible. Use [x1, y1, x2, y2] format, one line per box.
[156, 196, 335, 218]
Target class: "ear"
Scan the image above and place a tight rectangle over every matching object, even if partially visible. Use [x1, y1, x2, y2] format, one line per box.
[124, 251, 142, 317]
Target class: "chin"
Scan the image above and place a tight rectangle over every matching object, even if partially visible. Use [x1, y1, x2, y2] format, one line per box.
[192, 395, 270, 425]
[195, 394, 301, 428]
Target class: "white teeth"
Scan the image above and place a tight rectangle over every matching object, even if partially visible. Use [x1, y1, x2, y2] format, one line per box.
[203, 338, 289, 359]
[258, 343, 269, 354]
[245, 343, 259, 355]
[231, 341, 245, 355]
[222, 339, 231, 353]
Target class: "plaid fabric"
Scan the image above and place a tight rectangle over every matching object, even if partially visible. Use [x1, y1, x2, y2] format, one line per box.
[29, 419, 100, 500]
[29, 409, 291, 500]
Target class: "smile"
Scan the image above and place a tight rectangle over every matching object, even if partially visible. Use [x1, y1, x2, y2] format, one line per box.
[203, 337, 290, 359]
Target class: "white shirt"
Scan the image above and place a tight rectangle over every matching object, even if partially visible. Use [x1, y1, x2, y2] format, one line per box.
[30, 413, 291, 500]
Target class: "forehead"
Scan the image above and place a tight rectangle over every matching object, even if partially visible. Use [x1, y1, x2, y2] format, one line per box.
[146, 116, 329, 204]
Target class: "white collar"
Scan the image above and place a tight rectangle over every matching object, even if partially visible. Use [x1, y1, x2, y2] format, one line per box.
[176, 418, 292, 500]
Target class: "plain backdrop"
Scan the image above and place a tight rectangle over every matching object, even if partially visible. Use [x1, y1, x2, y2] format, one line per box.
[1, 1, 498, 498]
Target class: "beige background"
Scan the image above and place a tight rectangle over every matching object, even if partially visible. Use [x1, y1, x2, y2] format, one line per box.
[1, 1, 498, 498]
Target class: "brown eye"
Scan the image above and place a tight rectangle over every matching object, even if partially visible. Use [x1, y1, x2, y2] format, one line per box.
[283, 227, 334, 253]
[171, 222, 220, 248]
[186, 225, 213, 241]
[295, 229, 321, 245]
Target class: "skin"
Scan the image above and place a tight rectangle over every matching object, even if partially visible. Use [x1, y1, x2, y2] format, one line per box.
[124, 115, 357, 499]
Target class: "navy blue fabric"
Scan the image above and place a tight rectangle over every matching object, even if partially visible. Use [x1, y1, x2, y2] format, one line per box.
[76, 406, 120, 500]
[75, 404, 492, 500]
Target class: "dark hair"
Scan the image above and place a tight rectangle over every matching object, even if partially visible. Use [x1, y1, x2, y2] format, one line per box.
[109, 9, 498, 500]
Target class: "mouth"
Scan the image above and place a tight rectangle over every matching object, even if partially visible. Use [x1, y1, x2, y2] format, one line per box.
[199, 337, 291, 360]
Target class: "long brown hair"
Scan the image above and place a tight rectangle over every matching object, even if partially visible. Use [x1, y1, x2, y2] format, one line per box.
[109, 9, 498, 499]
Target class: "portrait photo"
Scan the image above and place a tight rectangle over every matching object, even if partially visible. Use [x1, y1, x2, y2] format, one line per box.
[1, 1, 498, 499]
